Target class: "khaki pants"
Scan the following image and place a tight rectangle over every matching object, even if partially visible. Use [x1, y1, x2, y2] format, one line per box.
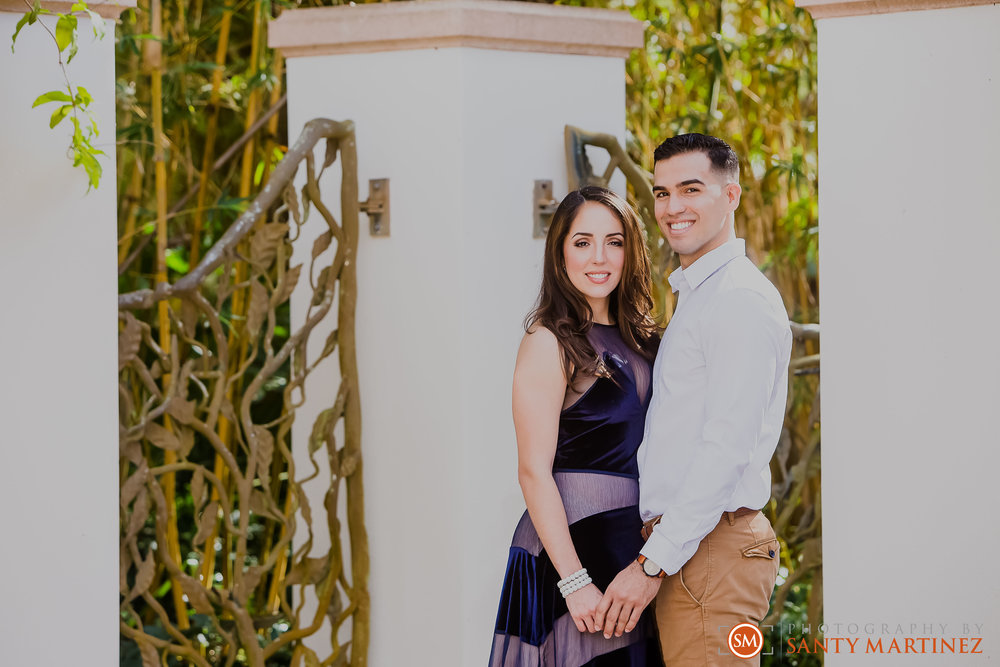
[655, 511, 780, 665]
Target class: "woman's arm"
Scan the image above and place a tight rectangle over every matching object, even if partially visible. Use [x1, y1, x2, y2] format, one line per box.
[512, 327, 603, 633]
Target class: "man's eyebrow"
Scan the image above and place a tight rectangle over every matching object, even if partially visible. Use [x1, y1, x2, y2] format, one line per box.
[653, 178, 705, 191]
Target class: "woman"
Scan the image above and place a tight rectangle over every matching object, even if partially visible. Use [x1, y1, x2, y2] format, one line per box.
[489, 186, 663, 666]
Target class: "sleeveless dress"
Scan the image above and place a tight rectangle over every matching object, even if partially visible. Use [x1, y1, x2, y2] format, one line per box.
[489, 323, 663, 667]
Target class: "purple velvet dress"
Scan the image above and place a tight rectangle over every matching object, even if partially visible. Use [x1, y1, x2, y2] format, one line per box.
[489, 323, 662, 666]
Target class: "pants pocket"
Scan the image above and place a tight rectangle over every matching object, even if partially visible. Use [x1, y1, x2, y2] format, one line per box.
[741, 537, 779, 560]
[678, 535, 711, 605]
[740, 536, 781, 622]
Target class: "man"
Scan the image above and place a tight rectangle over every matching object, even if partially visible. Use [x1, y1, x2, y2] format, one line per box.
[593, 133, 792, 665]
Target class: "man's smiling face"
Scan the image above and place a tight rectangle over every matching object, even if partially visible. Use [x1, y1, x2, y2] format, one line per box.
[653, 151, 741, 268]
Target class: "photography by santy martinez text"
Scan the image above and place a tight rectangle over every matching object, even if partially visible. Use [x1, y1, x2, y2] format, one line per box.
[727, 622, 987, 657]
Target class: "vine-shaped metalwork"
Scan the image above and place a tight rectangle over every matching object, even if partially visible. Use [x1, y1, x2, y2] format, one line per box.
[118, 119, 369, 667]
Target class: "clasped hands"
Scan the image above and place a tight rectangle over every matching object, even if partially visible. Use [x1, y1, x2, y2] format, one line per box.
[566, 560, 662, 639]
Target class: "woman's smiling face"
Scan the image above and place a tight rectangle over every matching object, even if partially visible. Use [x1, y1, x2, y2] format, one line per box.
[562, 201, 625, 320]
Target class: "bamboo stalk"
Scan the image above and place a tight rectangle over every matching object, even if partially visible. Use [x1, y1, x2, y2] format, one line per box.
[149, 0, 190, 631]
[225, 0, 266, 594]
[192, 7, 236, 592]
[259, 54, 285, 187]
[239, 0, 264, 200]
[117, 37, 145, 268]
[118, 165, 144, 265]
[257, 221, 290, 609]
[189, 8, 233, 266]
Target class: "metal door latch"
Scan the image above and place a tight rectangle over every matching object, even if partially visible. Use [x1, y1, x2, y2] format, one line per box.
[534, 180, 559, 239]
[360, 178, 390, 236]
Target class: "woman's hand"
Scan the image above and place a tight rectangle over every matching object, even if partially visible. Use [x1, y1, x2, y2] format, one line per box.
[564, 583, 605, 633]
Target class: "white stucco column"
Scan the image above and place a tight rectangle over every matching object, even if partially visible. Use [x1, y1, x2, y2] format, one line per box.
[270, 2, 640, 663]
[0, 1, 130, 664]
[799, 0, 999, 662]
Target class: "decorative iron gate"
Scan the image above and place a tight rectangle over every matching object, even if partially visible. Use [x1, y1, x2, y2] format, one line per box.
[119, 119, 369, 667]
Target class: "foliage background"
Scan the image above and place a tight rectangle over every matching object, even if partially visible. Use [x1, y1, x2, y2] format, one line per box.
[110, 0, 820, 664]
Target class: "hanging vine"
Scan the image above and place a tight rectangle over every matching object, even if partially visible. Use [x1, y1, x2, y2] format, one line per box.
[11, 0, 107, 188]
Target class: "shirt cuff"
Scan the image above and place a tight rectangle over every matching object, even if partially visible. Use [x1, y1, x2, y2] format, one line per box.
[639, 529, 685, 576]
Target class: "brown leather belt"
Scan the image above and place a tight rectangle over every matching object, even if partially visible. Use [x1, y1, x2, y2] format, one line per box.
[641, 507, 759, 541]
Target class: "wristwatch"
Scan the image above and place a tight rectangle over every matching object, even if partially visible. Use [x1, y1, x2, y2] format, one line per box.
[637, 554, 666, 578]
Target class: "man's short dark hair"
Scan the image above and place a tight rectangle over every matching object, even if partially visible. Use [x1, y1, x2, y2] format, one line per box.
[653, 133, 739, 181]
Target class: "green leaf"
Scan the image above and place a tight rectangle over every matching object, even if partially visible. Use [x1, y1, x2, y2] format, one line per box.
[49, 104, 72, 128]
[79, 150, 102, 190]
[32, 90, 73, 107]
[153, 578, 172, 598]
[55, 14, 77, 53]
[70, 114, 83, 142]
[74, 85, 92, 107]
[165, 248, 190, 274]
[70, 1, 87, 10]
[11, 10, 38, 52]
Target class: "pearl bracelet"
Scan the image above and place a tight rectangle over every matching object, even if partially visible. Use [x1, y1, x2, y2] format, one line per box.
[560, 573, 592, 597]
[557, 568, 592, 598]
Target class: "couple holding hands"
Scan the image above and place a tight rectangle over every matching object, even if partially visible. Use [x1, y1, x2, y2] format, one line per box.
[489, 134, 792, 666]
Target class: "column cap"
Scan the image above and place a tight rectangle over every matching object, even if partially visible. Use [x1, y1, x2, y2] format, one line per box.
[269, 0, 644, 59]
[0, 0, 136, 19]
[796, 0, 994, 19]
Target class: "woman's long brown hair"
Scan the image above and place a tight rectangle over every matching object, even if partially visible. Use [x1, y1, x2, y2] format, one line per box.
[525, 186, 658, 385]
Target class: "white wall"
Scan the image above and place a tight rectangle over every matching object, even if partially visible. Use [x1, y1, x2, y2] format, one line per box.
[818, 5, 1000, 664]
[285, 46, 627, 666]
[0, 10, 118, 665]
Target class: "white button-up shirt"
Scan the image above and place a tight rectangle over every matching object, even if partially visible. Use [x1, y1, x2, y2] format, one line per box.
[638, 237, 792, 575]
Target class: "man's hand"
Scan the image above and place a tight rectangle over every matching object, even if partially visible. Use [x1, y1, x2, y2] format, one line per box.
[594, 560, 662, 639]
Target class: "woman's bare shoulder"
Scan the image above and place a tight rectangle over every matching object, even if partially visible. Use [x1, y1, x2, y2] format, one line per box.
[523, 322, 557, 343]
[515, 325, 563, 379]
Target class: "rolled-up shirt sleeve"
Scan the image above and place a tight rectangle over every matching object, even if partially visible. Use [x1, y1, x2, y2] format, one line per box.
[640, 287, 784, 575]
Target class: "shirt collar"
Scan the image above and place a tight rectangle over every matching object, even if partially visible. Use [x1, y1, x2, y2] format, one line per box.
[667, 237, 746, 293]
